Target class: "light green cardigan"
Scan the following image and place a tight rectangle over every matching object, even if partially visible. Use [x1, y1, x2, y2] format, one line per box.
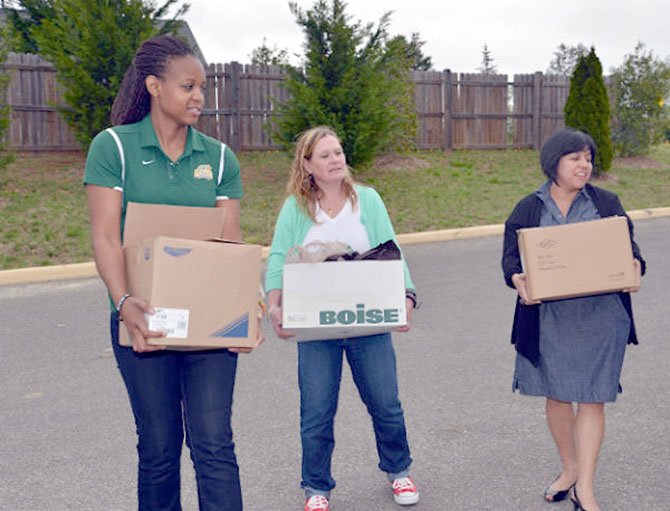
[265, 184, 415, 292]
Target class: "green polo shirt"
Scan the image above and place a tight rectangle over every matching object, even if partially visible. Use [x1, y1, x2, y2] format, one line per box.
[84, 114, 243, 236]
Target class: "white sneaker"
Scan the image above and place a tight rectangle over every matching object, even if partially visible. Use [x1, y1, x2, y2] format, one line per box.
[392, 477, 419, 505]
[304, 494, 330, 511]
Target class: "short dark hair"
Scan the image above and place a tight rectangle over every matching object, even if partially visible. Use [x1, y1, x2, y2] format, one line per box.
[539, 128, 596, 181]
[110, 35, 195, 126]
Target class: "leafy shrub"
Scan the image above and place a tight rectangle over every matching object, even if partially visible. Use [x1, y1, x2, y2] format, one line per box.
[611, 42, 670, 156]
[273, 0, 417, 168]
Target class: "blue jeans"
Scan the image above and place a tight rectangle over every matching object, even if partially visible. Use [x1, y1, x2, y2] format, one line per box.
[298, 333, 412, 496]
[110, 313, 243, 511]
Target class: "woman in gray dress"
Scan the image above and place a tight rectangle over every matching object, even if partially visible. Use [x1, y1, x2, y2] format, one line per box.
[501, 129, 645, 511]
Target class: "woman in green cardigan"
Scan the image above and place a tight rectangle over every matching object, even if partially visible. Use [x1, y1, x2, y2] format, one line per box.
[265, 126, 419, 511]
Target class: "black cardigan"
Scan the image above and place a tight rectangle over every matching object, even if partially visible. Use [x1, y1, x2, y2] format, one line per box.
[501, 183, 646, 366]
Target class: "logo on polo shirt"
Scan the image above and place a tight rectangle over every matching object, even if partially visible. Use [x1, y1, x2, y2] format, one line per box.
[193, 164, 213, 180]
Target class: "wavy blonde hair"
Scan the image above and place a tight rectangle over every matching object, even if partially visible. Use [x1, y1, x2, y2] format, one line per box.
[287, 126, 357, 221]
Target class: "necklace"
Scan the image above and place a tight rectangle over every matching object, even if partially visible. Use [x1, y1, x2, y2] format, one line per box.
[320, 195, 346, 216]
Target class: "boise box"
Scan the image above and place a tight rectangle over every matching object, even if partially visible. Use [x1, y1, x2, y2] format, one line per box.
[282, 260, 407, 341]
[518, 216, 638, 302]
[119, 202, 261, 349]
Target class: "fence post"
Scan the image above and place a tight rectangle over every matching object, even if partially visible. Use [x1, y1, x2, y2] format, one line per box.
[213, 62, 223, 142]
[229, 61, 242, 152]
[443, 69, 453, 150]
[532, 71, 543, 150]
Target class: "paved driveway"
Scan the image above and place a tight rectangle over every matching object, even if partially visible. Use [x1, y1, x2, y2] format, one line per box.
[1, 216, 668, 510]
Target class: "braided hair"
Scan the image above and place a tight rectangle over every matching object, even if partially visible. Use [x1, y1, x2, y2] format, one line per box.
[110, 35, 194, 126]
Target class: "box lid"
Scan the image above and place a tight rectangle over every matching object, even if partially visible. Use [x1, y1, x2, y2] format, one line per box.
[123, 202, 227, 247]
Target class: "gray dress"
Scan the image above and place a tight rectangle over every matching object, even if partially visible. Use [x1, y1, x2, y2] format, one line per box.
[512, 182, 631, 403]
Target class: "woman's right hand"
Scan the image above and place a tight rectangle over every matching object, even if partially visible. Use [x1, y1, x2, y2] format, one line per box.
[268, 304, 295, 340]
[511, 273, 542, 306]
[120, 297, 167, 352]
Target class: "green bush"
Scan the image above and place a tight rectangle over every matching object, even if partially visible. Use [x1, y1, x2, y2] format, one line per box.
[273, 0, 417, 168]
[611, 42, 670, 156]
[8, 0, 188, 150]
[564, 47, 613, 172]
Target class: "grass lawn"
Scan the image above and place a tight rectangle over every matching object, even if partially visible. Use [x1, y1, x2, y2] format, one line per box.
[1, 144, 669, 270]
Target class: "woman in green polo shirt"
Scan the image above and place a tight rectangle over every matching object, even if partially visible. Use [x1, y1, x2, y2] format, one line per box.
[84, 35, 256, 511]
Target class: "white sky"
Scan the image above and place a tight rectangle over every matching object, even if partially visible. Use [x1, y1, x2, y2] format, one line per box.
[178, 0, 670, 75]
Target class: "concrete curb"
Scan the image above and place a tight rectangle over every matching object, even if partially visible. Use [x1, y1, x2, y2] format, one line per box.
[2, 207, 669, 287]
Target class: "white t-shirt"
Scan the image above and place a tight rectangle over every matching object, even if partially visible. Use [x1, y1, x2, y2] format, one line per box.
[302, 198, 372, 253]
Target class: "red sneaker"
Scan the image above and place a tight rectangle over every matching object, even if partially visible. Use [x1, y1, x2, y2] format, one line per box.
[392, 477, 420, 506]
[304, 494, 330, 511]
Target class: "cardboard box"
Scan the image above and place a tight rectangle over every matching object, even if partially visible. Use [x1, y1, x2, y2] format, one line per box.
[119, 202, 261, 349]
[518, 216, 638, 301]
[282, 260, 407, 341]
[123, 202, 229, 246]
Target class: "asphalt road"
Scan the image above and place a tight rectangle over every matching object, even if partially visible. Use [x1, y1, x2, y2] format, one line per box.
[1, 216, 668, 511]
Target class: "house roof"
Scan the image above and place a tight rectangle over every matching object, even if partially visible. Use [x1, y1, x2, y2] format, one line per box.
[158, 19, 207, 65]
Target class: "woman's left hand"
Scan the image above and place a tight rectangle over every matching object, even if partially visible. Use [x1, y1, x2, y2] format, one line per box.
[228, 309, 265, 354]
[395, 297, 414, 333]
[622, 259, 642, 293]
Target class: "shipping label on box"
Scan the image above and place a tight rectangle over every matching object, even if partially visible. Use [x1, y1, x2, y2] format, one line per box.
[119, 234, 262, 349]
[146, 308, 190, 338]
[518, 216, 638, 302]
[282, 260, 407, 341]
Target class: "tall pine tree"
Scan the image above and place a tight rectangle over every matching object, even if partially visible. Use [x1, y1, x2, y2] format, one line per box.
[564, 47, 613, 172]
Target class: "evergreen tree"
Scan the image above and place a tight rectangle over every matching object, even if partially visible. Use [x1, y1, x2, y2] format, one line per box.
[0, 26, 14, 172]
[273, 0, 417, 167]
[7, 0, 189, 149]
[4, 0, 54, 54]
[379, 32, 418, 151]
[249, 38, 290, 66]
[478, 43, 497, 74]
[385, 32, 432, 71]
[546, 43, 588, 75]
[564, 47, 612, 172]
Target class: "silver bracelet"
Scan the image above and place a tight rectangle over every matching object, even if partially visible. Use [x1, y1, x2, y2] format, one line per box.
[115, 293, 131, 313]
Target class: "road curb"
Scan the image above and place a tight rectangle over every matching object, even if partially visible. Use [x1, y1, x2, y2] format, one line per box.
[2, 207, 669, 287]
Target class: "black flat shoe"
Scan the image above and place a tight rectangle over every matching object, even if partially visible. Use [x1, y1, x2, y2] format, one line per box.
[571, 487, 590, 511]
[544, 476, 575, 503]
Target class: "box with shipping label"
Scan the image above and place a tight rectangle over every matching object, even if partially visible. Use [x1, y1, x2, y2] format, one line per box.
[282, 260, 407, 341]
[119, 202, 261, 349]
[517, 216, 638, 302]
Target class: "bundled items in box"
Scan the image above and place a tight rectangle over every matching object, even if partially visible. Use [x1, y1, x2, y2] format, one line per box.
[285, 239, 402, 263]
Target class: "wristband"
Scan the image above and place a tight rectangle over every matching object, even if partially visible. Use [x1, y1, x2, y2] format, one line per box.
[405, 291, 419, 309]
[115, 293, 131, 313]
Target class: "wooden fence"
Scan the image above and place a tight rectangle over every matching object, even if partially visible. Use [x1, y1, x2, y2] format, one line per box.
[414, 70, 569, 150]
[195, 62, 290, 151]
[3, 53, 80, 152]
[1, 53, 572, 152]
